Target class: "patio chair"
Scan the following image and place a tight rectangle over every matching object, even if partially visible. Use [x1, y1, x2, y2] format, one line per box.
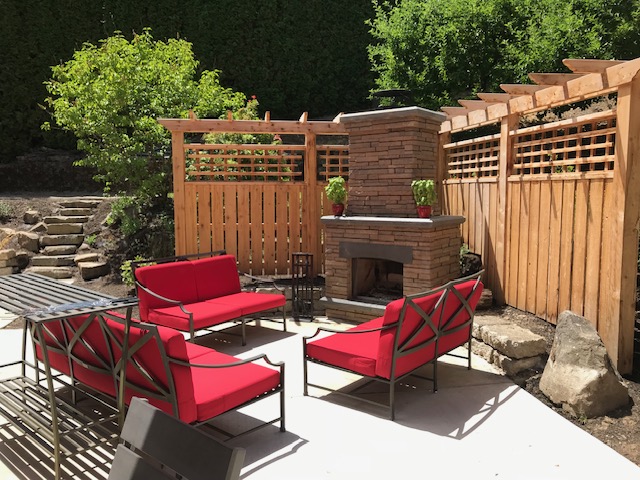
[303, 272, 484, 420]
[109, 397, 245, 480]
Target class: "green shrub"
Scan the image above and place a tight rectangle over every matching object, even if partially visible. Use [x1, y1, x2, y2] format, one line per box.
[0, 202, 12, 222]
[120, 256, 155, 287]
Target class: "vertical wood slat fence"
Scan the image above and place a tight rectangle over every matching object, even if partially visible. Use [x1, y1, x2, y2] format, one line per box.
[439, 58, 640, 373]
[159, 114, 348, 277]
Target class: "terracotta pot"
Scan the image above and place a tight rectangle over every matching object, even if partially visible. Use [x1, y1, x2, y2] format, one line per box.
[417, 205, 432, 218]
[331, 203, 345, 216]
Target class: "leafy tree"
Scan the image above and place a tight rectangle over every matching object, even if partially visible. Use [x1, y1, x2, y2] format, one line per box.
[369, 0, 640, 110]
[43, 30, 245, 199]
[43, 30, 248, 257]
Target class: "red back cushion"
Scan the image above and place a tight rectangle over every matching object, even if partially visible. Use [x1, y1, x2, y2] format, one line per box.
[191, 255, 241, 301]
[135, 261, 199, 320]
[375, 278, 484, 379]
[375, 291, 441, 379]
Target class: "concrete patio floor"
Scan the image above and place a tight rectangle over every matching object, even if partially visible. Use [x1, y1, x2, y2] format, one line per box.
[0, 315, 638, 479]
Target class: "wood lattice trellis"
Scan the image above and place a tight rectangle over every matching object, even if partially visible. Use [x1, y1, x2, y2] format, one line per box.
[438, 58, 640, 373]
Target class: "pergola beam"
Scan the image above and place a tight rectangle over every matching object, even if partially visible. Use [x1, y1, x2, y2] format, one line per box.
[563, 58, 624, 74]
[158, 115, 347, 134]
[528, 73, 583, 85]
[500, 84, 545, 95]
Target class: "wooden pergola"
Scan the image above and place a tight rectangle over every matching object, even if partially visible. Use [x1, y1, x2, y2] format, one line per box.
[438, 58, 640, 373]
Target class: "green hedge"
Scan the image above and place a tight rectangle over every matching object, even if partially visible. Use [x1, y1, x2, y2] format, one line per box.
[0, 0, 374, 162]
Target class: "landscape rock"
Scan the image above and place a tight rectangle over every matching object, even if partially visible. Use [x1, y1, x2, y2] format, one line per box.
[0, 228, 16, 242]
[491, 351, 544, 376]
[0, 267, 15, 276]
[29, 222, 47, 234]
[78, 261, 110, 280]
[476, 288, 494, 310]
[15, 251, 30, 270]
[31, 255, 76, 267]
[59, 207, 93, 217]
[44, 215, 90, 224]
[16, 232, 40, 252]
[0, 249, 16, 261]
[0, 257, 18, 268]
[472, 314, 510, 340]
[480, 323, 547, 359]
[23, 210, 41, 224]
[460, 252, 482, 276]
[539, 310, 630, 418]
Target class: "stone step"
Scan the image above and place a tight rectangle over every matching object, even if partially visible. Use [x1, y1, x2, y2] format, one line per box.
[58, 199, 101, 209]
[43, 245, 78, 256]
[74, 253, 99, 264]
[58, 208, 93, 217]
[25, 266, 73, 279]
[46, 223, 84, 235]
[40, 234, 85, 247]
[78, 261, 109, 280]
[31, 255, 76, 267]
[44, 215, 90, 224]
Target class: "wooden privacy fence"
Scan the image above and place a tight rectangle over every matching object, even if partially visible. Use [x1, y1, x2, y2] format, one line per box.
[439, 58, 640, 373]
[158, 113, 349, 277]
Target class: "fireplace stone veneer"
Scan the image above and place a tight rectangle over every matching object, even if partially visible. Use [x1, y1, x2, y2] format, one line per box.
[321, 215, 465, 323]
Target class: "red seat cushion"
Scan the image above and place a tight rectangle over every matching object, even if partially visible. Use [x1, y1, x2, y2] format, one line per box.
[188, 349, 281, 421]
[135, 261, 199, 320]
[34, 319, 70, 375]
[207, 291, 285, 316]
[305, 317, 384, 377]
[437, 280, 484, 355]
[148, 302, 242, 331]
[191, 255, 242, 301]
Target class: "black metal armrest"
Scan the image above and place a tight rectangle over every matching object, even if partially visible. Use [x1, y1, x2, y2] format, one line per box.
[170, 352, 284, 372]
[303, 322, 397, 343]
[134, 281, 193, 316]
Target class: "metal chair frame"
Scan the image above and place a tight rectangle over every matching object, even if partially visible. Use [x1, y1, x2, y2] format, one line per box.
[303, 271, 483, 420]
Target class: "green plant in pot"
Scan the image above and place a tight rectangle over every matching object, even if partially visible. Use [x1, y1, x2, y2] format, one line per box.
[325, 176, 347, 216]
[411, 179, 437, 218]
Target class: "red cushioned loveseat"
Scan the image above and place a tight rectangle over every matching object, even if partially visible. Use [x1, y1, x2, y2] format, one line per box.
[303, 272, 483, 420]
[34, 310, 285, 436]
[134, 251, 286, 344]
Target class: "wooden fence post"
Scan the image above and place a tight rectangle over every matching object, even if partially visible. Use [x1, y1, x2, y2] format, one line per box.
[600, 73, 640, 374]
[495, 113, 517, 305]
[304, 132, 321, 275]
[171, 131, 187, 255]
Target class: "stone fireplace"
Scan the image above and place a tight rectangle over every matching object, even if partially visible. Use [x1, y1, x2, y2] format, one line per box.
[321, 107, 464, 323]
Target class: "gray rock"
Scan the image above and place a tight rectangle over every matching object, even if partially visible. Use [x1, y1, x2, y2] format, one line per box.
[78, 261, 110, 280]
[16, 232, 40, 252]
[23, 210, 41, 224]
[480, 323, 547, 359]
[472, 314, 510, 339]
[40, 234, 85, 247]
[46, 223, 84, 235]
[539, 310, 630, 418]
[0, 228, 16, 242]
[476, 289, 494, 310]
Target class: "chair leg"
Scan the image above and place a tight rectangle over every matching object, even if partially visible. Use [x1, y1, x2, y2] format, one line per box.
[302, 356, 309, 396]
[282, 306, 287, 332]
[433, 361, 438, 393]
[468, 338, 472, 370]
[241, 320, 246, 346]
[280, 388, 286, 432]
[389, 382, 395, 421]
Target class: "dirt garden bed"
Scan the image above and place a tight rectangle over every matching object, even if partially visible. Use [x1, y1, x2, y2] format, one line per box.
[1, 194, 640, 466]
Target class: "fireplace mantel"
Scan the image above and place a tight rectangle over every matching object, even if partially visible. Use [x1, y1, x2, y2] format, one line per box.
[321, 215, 464, 229]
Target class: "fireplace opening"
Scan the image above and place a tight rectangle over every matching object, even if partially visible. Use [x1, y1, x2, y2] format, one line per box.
[351, 258, 403, 305]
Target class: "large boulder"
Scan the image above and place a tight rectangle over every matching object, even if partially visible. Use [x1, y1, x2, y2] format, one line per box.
[540, 311, 629, 418]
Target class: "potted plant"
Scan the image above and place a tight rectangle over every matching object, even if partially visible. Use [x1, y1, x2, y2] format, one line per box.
[411, 179, 437, 218]
[325, 176, 347, 216]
